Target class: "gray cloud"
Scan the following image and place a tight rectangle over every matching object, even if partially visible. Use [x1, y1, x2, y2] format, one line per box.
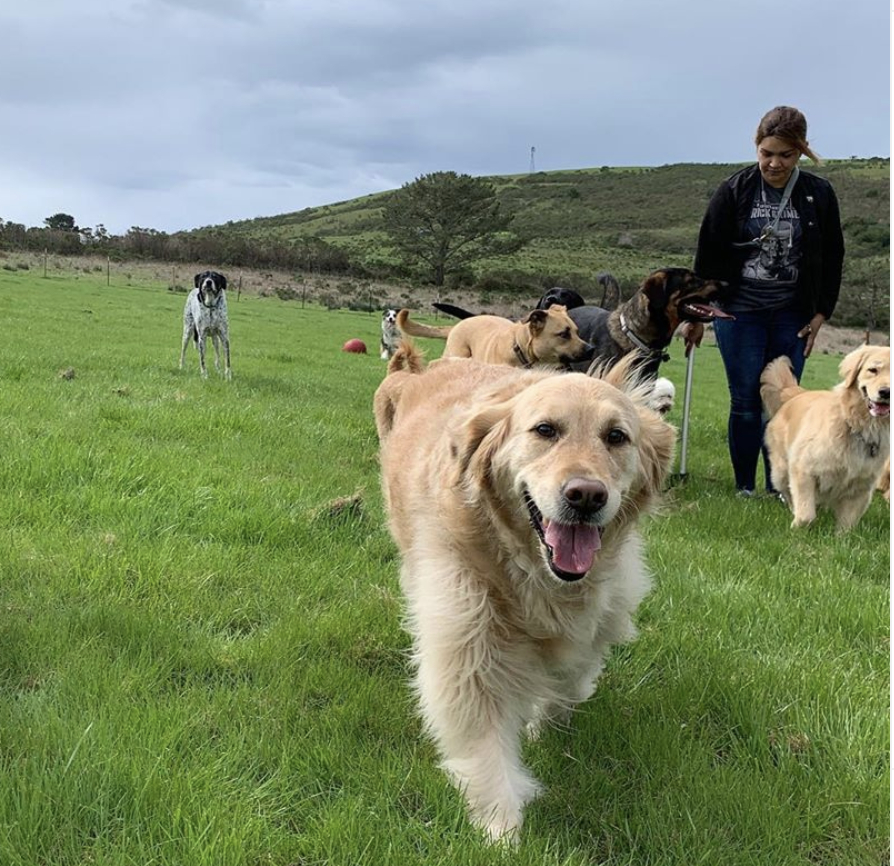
[0, 0, 887, 233]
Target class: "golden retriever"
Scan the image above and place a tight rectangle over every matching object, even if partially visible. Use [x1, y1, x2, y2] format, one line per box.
[760, 344, 890, 531]
[877, 457, 890, 502]
[395, 305, 594, 368]
[374, 344, 675, 842]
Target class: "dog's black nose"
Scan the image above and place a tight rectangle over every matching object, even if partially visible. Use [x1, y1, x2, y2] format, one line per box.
[578, 343, 596, 360]
[879, 387, 890, 402]
[562, 477, 608, 516]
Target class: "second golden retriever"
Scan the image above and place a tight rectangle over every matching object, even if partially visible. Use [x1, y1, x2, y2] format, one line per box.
[760, 344, 890, 530]
[374, 345, 674, 842]
[396, 305, 594, 368]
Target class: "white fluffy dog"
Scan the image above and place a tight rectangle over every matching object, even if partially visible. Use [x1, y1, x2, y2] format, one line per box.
[647, 377, 676, 415]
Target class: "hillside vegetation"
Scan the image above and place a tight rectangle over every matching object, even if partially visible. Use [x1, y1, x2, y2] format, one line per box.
[191, 160, 889, 328]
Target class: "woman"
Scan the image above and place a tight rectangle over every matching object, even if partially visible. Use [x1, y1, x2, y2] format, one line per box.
[682, 106, 845, 496]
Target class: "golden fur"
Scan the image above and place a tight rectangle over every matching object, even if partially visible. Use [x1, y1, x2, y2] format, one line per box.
[374, 344, 675, 841]
[760, 345, 891, 531]
[878, 457, 890, 502]
[395, 305, 593, 368]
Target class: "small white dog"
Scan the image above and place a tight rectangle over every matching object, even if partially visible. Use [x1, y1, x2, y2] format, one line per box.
[380, 308, 401, 360]
[179, 270, 231, 379]
[647, 377, 676, 415]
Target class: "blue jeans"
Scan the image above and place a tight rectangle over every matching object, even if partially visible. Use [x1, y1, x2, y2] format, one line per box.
[713, 308, 809, 491]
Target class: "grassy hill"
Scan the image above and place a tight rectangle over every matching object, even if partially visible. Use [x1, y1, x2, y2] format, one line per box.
[192, 159, 890, 328]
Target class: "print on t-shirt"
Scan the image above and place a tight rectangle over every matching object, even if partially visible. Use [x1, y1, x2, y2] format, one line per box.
[741, 190, 801, 287]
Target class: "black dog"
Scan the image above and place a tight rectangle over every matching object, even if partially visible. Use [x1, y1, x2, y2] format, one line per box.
[537, 273, 620, 312]
[433, 268, 730, 377]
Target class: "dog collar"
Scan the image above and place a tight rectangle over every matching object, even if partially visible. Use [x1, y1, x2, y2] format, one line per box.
[619, 313, 670, 362]
[513, 343, 533, 368]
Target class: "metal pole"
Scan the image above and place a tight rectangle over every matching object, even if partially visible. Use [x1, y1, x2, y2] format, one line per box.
[678, 348, 696, 477]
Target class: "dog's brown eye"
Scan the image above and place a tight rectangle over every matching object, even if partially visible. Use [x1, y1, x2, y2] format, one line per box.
[559, 329, 571, 340]
[533, 423, 558, 439]
[606, 428, 629, 446]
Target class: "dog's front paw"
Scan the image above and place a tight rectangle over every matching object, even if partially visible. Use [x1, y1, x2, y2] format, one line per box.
[480, 814, 521, 847]
[462, 767, 542, 846]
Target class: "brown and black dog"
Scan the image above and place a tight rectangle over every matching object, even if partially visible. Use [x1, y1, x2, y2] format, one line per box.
[563, 268, 730, 375]
[396, 305, 594, 369]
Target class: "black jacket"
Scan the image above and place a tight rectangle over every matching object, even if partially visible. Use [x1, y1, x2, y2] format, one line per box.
[694, 163, 844, 319]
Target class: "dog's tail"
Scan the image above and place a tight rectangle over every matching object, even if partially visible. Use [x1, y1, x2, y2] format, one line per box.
[597, 271, 621, 310]
[396, 309, 452, 340]
[386, 340, 425, 376]
[432, 302, 478, 320]
[760, 356, 803, 417]
[375, 341, 425, 442]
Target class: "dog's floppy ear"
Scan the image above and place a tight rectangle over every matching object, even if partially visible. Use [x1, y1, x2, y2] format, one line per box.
[640, 270, 671, 312]
[217, 273, 227, 291]
[451, 380, 531, 486]
[634, 406, 676, 500]
[194, 273, 202, 288]
[455, 403, 513, 485]
[521, 308, 548, 334]
[839, 345, 872, 389]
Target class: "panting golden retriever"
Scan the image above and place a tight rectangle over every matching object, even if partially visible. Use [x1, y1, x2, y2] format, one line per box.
[395, 305, 594, 369]
[760, 344, 890, 531]
[374, 344, 675, 842]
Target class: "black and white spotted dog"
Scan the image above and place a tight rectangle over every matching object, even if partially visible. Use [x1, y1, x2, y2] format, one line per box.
[380, 308, 402, 360]
[179, 270, 231, 379]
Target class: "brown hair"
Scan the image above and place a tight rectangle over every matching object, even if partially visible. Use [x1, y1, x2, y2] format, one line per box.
[755, 106, 821, 164]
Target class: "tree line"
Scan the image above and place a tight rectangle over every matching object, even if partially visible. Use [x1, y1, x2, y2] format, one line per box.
[0, 214, 359, 275]
[0, 173, 520, 284]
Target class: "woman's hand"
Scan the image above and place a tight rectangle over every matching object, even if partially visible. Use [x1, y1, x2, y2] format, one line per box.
[798, 314, 825, 358]
[680, 322, 704, 357]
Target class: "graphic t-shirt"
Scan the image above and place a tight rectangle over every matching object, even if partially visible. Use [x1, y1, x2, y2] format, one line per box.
[731, 182, 802, 312]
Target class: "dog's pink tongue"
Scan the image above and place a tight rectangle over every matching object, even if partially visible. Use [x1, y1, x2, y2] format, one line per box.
[544, 522, 601, 574]
[870, 401, 890, 417]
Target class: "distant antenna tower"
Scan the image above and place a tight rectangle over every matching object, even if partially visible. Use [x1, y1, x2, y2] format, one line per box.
[529, 146, 536, 173]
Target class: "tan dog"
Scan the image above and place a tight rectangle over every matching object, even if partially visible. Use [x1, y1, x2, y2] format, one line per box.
[877, 457, 890, 502]
[395, 305, 594, 368]
[761, 345, 891, 531]
[374, 345, 675, 842]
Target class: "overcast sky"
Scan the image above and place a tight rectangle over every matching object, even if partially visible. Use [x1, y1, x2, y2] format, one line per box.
[1, 0, 888, 234]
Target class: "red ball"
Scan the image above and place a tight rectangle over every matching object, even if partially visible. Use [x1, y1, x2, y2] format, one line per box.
[342, 338, 368, 354]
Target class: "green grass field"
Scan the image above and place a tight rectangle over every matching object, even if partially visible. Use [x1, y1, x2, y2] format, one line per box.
[0, 269, 888, 865]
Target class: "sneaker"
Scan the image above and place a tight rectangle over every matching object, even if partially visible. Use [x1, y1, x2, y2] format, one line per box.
[735, 488, 755, 498]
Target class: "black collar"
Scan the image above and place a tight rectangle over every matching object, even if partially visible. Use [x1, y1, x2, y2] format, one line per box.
[619, 313, 670, 362]
[513, 343, 533, 368]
